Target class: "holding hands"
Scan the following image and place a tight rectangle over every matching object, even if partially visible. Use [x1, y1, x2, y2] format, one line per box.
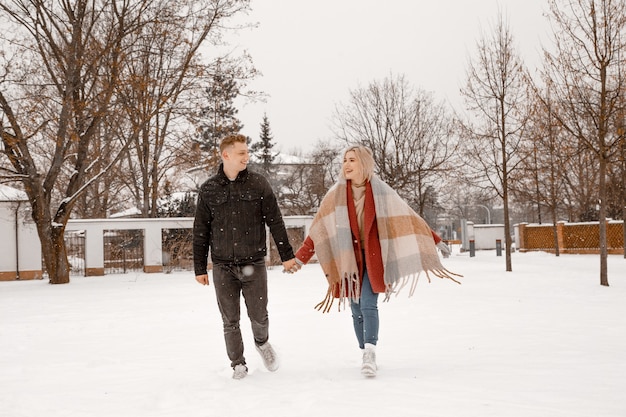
[282, 258, 302, 274]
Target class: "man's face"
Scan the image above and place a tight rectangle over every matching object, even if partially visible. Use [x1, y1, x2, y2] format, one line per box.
[222, 141, 250, 174]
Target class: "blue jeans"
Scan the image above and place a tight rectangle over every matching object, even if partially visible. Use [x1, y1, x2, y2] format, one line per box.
[350, 268, 379, 349]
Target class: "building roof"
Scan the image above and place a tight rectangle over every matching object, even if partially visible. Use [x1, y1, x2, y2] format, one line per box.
[0, 184, 28, 202]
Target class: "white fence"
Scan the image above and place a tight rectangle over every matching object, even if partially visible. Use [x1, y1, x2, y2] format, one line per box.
[0, 210, 313, 280]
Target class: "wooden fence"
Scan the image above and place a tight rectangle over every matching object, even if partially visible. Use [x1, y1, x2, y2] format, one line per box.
[516, 221, 624, 254]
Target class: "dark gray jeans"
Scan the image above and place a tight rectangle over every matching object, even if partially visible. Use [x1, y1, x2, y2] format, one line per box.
[212, 260, 269, 368]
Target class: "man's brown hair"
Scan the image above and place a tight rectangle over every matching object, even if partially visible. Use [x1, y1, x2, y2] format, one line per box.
[220, 134, 248, 154]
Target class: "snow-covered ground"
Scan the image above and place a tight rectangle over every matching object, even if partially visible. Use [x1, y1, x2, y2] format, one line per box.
[1, 249, 625, 417]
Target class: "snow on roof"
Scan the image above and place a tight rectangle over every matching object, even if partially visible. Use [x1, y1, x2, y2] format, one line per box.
[0, 184, 28, 202]
[109, 207, 142, 218]
[275, 153, 307, 164]
[160, 191, 196, 201]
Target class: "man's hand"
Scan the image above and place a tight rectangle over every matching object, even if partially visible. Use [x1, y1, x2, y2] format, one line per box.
[195, 274, 209, 285]
[282, 258, 301, 274]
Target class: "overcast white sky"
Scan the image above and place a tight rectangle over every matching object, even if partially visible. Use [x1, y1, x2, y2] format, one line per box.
[227, 0, 550, 154]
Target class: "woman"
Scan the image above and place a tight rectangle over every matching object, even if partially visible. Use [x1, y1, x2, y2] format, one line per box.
[289, 145, 460, 377]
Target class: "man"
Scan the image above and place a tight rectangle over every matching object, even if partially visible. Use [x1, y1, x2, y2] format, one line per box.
[193, 134, 298, 380]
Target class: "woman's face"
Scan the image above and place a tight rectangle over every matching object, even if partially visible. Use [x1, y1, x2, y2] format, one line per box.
[343, 150, 365, 183]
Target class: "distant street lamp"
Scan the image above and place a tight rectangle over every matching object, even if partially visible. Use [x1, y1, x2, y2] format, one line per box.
[465, 204, 491, 224]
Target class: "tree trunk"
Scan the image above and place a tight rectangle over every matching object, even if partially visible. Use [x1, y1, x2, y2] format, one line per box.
[501, 90, 513, 272]
[39, 224, 71, 284]
[595, 57, 609, 284]
[622, 136, 626, 259]
[503, 190, 513, 272]
[599, 153, 609, 286]
[551, 220, 560, 257]
[503, 142, 512, 272]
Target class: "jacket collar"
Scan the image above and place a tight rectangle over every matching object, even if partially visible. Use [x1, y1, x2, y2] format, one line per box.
[217, 163, 249, 185]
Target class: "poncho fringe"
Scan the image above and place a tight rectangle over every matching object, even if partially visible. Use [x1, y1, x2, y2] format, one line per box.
[309, 176, 462, 313]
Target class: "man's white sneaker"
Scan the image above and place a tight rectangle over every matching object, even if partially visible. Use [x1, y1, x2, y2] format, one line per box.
[256, 342, 279, 372]
[232, 364, 248, 380]
[361, 344, 377, 377]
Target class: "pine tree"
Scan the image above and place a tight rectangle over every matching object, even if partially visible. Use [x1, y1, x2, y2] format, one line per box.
[250, 113, 277, 176]
[194, 59, 243, 166]
[157, 181, 197, 218]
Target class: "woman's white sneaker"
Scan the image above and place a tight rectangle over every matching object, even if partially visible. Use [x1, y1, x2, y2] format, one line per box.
[361, 344, 377, 377]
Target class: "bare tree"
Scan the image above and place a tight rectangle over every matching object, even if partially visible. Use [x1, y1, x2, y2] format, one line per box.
[333, 73, 457, 216]
[0, 0, 152, 284]
[115, 2, 253, 218]
[278, 140, 341, 215]
[561, 140, 601, 221]
[539, 0, 626, 286]
[513, 86, 572, 255]
[616, 103, 626, 258]
[459, 12, 530, 272]
[0, 0, 251, 283]
[71, 118, 130, 218]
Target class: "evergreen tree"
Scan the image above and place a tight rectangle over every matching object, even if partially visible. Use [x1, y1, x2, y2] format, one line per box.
[157, 181, 197, 218]
[250, 113, 277, 176]
[193, 59, 243, 166]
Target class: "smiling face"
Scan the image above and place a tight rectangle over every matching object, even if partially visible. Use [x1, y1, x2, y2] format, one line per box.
[343, 150, 365, 183]
[222, 141, 249, 179]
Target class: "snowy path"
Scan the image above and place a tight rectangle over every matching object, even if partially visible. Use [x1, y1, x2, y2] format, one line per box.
[1, 250, 625, 417]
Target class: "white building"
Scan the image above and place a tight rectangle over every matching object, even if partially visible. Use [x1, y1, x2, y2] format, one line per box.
[0, 185, 42, 280]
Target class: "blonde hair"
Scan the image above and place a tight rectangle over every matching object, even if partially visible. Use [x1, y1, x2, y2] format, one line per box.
[219, 134, 248, 154]
[340, 145, 375, 181]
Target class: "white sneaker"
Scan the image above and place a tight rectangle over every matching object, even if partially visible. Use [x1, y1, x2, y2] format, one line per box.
[361, 344, 377, 377]
[232, 364, 248, 380]
[256, 341, 279, 372]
